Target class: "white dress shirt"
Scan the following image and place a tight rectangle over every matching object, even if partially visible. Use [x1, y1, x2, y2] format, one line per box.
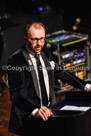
[28, 51, 50, 116]
[29, 52, 50, 106]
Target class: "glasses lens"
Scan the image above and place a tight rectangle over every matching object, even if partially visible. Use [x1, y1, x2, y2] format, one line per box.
[30, 37, 45, 43]
[40, 37, 45, 42]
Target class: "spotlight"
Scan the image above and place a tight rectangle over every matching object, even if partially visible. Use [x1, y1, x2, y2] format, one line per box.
[38, 7, 43, 12]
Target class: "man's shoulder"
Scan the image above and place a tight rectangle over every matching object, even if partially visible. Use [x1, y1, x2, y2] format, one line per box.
[8, 46, 26, 65]
[9, 44, 26, 58]
[9, 48, 22, 60]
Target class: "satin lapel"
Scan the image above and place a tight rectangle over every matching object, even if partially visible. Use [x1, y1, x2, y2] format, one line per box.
[40, 51, 54, 101]
[22, 49, 40, 99]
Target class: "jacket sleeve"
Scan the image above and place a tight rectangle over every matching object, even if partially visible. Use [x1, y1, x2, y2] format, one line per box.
[7, 56, 38, 116]
[54, 63, 87, 91]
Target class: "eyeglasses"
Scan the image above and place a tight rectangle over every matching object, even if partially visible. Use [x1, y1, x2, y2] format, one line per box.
[29, 37, 45, 43]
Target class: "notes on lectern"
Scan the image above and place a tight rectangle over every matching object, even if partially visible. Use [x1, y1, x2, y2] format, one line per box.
[60, 105, 91, 112]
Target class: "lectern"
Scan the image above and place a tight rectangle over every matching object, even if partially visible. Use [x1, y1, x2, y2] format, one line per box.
[27, 91, 91, 136]
[49, 91, 91, 136]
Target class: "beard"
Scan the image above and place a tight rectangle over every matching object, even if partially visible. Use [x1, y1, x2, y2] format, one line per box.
[27, 43, 33, 51]
[27, 43, 43, 53]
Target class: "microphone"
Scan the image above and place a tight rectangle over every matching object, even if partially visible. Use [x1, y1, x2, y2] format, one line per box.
[56, 63, 85, 88]
[64, 70, 85, 87]
[63, 70, 91, 91]
[72, 18, 81, 30]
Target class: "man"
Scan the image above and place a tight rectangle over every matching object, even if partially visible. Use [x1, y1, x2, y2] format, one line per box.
[7, 22, 91, 136]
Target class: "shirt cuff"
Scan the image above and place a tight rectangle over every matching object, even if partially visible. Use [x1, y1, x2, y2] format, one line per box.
[84, 84, 91, 91]
[31, 108, 39, 116]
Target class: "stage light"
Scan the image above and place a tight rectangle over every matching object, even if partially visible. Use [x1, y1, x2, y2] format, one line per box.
[38, 7, 43, 12]
[72, 18, 81, 30]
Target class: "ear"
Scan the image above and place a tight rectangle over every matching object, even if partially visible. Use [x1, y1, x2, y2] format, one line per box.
[24, 36, 28, 44]
[24, 36, 27, 41]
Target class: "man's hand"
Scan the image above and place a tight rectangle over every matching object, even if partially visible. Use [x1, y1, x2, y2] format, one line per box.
[34, 106, 53, 121]
[85, 84, 91, 92]
[88, 86, 91, 91]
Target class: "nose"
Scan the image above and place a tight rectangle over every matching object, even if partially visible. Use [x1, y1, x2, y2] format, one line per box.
[37, 39, 41, 44]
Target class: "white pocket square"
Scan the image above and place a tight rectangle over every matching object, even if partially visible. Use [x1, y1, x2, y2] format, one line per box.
[50, 61, 55, 69]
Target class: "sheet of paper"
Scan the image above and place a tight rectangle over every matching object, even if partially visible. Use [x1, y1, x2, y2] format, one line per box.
[60, 105, 91, 111]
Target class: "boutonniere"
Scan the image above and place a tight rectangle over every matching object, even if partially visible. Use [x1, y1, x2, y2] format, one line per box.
[28, 60, 32, 66]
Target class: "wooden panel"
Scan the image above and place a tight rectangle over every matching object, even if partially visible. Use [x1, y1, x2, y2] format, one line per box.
[0, 85, 19, 136]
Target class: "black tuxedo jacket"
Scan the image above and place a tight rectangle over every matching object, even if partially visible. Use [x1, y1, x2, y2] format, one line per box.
[7, 45, 87, 134]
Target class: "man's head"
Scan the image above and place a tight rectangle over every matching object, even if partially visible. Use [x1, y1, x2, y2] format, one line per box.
[24, 22, 46, 53]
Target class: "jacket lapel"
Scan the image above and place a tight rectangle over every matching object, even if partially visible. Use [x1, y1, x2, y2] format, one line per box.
[22, 48, 40, 99]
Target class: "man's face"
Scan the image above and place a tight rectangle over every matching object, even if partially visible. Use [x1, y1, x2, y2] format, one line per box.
[25, 26, 45, 53]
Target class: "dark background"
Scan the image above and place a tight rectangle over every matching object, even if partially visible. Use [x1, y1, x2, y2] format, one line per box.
[0, 2, 91, 136]
[0, 0, 90, 66]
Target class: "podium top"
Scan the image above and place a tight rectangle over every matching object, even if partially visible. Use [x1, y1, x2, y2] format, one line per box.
[51, 91, 91, 117]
